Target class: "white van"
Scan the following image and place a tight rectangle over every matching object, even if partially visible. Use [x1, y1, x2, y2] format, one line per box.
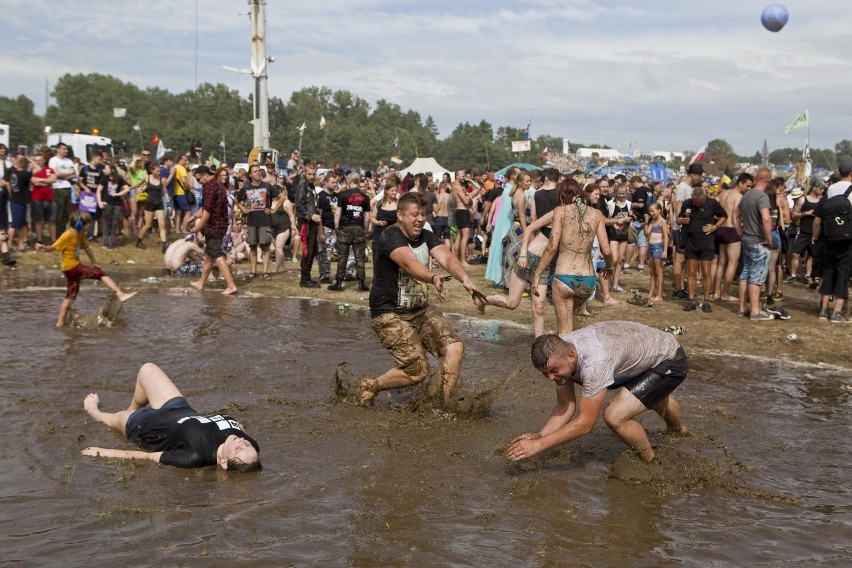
[47, 133, 114, 162]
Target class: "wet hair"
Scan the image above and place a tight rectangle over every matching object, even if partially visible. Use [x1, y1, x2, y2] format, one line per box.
[398, 191, 428, 212]
[227, 458, 263, 473]
[558, 178, 583, 205]
[531, 334, 571, 369]
[736, 173, 754, 186]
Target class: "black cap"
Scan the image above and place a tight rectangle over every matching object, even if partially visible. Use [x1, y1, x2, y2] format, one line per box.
[195, 165, 213, 176]
[838, 158, 852, 176]
[687, 163, 704, 175]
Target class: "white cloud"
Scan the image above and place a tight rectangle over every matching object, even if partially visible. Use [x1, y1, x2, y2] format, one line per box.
[2, 0, 851, 156]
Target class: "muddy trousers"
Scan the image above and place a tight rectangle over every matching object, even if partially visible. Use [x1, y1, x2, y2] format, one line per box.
[335, 225, 366, 281]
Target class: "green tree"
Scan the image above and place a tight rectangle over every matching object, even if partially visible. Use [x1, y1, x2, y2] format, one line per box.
[0, 95, 43, 150]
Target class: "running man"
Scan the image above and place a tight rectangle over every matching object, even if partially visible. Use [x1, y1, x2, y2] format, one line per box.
[82, 363, 261, 471]
[506, 321, 688, 464]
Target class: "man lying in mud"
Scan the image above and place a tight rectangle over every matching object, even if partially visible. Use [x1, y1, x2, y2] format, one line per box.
[81, 363, 261, 471]
[507, 321, 688, 464]
[360, 191, 483, 407]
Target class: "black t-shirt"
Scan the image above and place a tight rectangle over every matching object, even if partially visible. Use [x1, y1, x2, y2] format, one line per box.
[5, 167, 32, 204]
[236, 181, 279, 227]
[103, 177, 125, 207]
[486, 186, 502, 203]
[316, 190, 338, 227]
[798, 197, 820, 234]
[369, 224, 441, 318]
[131, 408, 260, 469]
[0, 187, 9, 229]
[679, 197, 727, 248]
[79, 164, 103, 193]
[631, 185, 651, 217]
[337, 188, 369, 227]
[534, 188, 560, 237]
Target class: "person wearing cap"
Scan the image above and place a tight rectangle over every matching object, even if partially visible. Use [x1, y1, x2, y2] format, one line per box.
[811, 159, 852, 323]
[788, 179, 825, 285]
[189, 166, 237, 295]
[671, 163, 705, 298]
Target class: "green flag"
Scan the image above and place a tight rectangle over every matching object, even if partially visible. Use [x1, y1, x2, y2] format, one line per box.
[785, 110, 809, 134]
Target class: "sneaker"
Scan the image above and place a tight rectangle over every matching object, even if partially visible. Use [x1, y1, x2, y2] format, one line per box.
[750, 310, 774, 321]
[818, 309, 830, 321]
[299, 280, 320, 288]
[830, 312, 851, 323]
[804, 276, 814, 286]
[637, 264, 645, 272]
[700, 301, 712, 313]
[765, 305, 790, 320]
[672, 288, 688, 299]
[319, 275, 332, 284]
[622, 262, 630, 270]
[737, 309, 749, 317]
[785, 275, 799, 284]
[611, 285, 626, 293]
[683, 300, 698, 312]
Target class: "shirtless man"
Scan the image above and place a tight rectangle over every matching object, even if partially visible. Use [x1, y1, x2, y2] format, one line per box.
[82, 363, 261, 471]
[531, 179, 614, 335]
[451, 169, 473, 267]
[164, 236, 205, 274]
[432, 182, 451, 248]
[713, 173, 752, 300]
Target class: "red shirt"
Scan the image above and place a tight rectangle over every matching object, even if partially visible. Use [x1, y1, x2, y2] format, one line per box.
[201, 178, 229, 239]
[31, 167, 55, 202]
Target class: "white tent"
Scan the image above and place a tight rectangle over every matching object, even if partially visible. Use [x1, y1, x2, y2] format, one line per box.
[398, 157, 451, 180]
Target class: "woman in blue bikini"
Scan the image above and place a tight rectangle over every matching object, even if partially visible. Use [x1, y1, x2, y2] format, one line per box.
[531, 179, 614, 335]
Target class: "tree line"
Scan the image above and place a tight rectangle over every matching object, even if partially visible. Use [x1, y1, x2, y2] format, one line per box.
[1, 73, 850, 175]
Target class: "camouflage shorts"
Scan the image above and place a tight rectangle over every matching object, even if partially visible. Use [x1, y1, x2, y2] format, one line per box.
[371, 306, 462, 379]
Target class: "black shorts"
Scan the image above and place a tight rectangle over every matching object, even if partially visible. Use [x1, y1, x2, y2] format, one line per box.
[792, 233, 813, 256]
[145, 200, 164, 212]
[617, 347, 688, 408]
[684, 244, 715, 261]
[432, 216, 450, 239]
[204, 238, 225, 259]
[455, 209, 471, 228]
[125, 396, 194, 444]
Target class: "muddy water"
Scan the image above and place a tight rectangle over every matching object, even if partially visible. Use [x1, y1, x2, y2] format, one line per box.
[1, 273, 850, 566]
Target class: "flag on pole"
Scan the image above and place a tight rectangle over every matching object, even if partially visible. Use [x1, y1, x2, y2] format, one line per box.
[219, 134, 226, 148]
[320, 116, 327, 129]
[392, 136, 400, 148]
[113, 108, 126, 118]
[721, 166, 734, 187]
[156, 138, 166, 161]
[150, 133, 160, 145]
[785, 109, 809, 134]
[803, 138, 812, 179]
[523, 120, 531, 140]
[688, 144, 706, 166]
[132, 124, 140, 131]
[761, 139, 769, 167]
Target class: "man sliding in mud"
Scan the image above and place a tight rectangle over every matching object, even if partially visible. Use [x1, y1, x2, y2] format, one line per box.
[507, 321, 688, 464]
[81, 363, 261, 471]
[360, 191, 483, 407]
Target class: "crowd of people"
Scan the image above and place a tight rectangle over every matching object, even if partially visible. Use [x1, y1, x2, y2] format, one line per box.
[6, 139, 851, 473]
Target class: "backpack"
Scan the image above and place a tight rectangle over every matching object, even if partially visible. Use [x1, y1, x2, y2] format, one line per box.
[820, 185, 852, 242]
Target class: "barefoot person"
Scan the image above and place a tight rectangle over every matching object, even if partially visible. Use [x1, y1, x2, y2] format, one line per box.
[360, 191, 482, 407]
[35, 211, 137, 327]
[506, 321, 688, 464]
[82, 363, 261, 471]
[189, 166, 237, 294]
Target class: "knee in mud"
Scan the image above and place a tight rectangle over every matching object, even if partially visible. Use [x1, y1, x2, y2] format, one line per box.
[401, 359, 430, 385]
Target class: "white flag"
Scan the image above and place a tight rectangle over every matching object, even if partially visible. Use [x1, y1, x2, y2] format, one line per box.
[113, 108, 127, 118]
[320, 116, 327, 129]
[156, 139, 166, 161]
[511, 140, 531, 152]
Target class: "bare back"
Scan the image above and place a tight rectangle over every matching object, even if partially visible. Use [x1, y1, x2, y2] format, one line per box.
[552, 202, 602, 276]
[717, 189, 742, 229]
[434, 191, 449, 216]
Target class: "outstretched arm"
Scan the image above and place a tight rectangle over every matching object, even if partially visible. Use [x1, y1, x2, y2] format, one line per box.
[531, 207, 564, 293]
[81, 447, 163, 463]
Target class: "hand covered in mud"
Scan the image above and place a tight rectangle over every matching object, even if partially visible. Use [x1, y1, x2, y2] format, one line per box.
[432, 275, 446, 301]
[506, 433, 543, 462]
[599, 267, 613, 281]
[81, 447, 106, 457]
[531, 275, 543, 296]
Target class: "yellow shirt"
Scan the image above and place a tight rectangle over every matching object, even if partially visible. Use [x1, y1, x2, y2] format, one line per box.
[174, 164, 188, 196]
[53, 228, 89, 272]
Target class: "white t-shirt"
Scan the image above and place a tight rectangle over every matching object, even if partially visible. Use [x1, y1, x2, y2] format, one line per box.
[826, 180, 852, 205]
[558, 321, 680, 398]
[48, 156, 76, 189]
[675, 181, 693, 204]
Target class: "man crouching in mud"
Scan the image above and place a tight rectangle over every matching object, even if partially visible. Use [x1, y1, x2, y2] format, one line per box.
[360, 192, 483, 407]
[507, 321, 688, 463]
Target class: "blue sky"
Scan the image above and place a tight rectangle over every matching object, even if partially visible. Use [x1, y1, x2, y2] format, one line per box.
[3, 0, 850, 156]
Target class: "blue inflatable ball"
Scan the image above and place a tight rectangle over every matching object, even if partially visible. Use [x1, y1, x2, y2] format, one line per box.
[761, 4, 788, 33]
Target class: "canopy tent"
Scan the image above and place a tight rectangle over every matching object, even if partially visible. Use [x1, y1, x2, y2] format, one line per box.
[398, 157, 451, 180]
[494, 162, 542, 176]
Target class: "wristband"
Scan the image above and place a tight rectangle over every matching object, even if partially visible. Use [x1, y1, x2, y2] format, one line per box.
[518, 255, 527, 259]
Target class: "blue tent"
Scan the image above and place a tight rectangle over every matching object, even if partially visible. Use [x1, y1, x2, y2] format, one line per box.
[494, 162, 542, 176]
